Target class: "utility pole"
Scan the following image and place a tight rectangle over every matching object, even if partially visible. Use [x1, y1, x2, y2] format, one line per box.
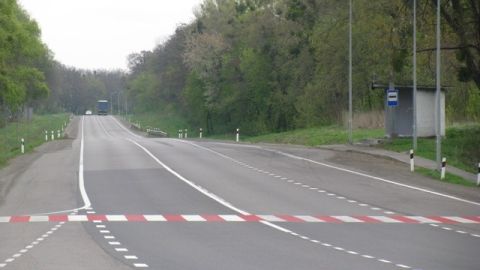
[348, 0, 353, 145]
[412, 0, 418, 150]
[435, 0, 442, 170]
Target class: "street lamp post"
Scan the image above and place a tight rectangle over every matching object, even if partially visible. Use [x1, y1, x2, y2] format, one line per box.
[348, 0, 353, 145]
[435, 0, 442, 171]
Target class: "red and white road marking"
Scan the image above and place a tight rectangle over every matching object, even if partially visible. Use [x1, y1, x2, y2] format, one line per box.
[1, 214, 479, 224]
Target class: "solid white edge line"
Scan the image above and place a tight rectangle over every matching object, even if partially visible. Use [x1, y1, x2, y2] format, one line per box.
[110, 115, 143, 139]
[180, 140, 480, 207]
[267, 148, 480, 206]
[79, 116, 91, 208]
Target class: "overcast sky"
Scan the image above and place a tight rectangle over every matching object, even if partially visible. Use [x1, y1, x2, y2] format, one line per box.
[18, 0, 203, 71]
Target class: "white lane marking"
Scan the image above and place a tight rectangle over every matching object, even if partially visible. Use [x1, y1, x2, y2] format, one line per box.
[79, 116, 92, 209]
[100, 230, 110, 234]
[96, 225, 106, 228]
[106, 215, 127, 222]
[95, 116, 113, 138]
[396, 264, 411, 269]
[108, 242, 121, 246]
[104, 236, 115, 239]
[131, 139, 415, 269]
[144, 215, 166, 222]
[128, 139, 248, 215]
[116, 248, 128, 252]
[125, 255, 138, 260]
[182, 215, 206, 222]
[266, 148, 480, 206]
[110, 115, 143, 139]
[379, 259, 392, 263]
[133, 263, 149, 268]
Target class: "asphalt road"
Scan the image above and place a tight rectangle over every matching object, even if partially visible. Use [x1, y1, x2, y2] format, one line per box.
[0, 115, 479, 269]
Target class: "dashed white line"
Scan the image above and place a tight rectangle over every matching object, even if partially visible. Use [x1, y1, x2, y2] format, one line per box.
[133, 263, 149, 268]
[125, 255, 138, 260]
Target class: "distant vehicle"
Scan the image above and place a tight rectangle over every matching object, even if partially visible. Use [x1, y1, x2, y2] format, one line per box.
[97, 100, 109, 115]
[85, 110, 92, 115]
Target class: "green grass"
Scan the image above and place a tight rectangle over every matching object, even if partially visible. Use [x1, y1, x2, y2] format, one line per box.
[246, 126, 384, 146]
[381, 125, 480, 173]
[415, 167, 477, 187]
[128, 111, 189, 138]
[0, 113, 70, 167]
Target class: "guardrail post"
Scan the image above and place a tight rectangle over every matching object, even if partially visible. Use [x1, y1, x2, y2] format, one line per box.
[21, 138, 25, 154]
[199, 128, 203, 139]
[441, 157, 446, 180]
[236, 128, 240, 142]
[410, 149, 414, 172]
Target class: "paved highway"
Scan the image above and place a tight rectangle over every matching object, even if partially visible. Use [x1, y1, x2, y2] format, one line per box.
[0, 115, 479, 269]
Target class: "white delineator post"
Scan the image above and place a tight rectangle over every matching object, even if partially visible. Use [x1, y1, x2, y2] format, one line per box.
[21, 138, 25, 154]
[236, 128, 239, 142]
[178, 130, 181, 139]
[184, 129, 188, 139]
[441, 157, 447, 180]
[410, 149, 414, 172]
[51, 130, 54, 140]
[57, 130, 60, 138]
[477, 163, 480, 186]
[199, 128, 203, 139]
[45, 130, 48, 141]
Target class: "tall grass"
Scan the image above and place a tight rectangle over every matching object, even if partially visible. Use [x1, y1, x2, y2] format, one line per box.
[0, 114, 70, 166]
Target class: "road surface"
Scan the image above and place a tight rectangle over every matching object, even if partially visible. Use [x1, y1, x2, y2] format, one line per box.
[0, 115, 479, 269]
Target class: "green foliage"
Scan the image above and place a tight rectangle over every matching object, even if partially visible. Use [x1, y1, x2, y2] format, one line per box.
[382, 125, 480, 173]
[0, 0, 50, 115]
[124, 0, 479, 138]
[0, 113, 69, 167]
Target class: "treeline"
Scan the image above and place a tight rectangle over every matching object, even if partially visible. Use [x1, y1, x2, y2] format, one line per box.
[127, 0, 480, 135]
[0, 0, 125, 126]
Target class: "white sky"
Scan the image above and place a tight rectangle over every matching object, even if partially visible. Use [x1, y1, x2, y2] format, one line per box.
[18, 0, 203, 71]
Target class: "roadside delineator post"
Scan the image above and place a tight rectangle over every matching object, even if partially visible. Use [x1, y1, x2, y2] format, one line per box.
[51, 130, 54, 141]
[477, 163, 480, 186]
[236, 128, 240, 142]
[45, 130, 48, 142]
[178, 129, 182, 139]
[184, 129, 188, 139]
[410, 149, 414, 172]
[21, 138, 25, 154]
[441, 157, 447, 180]
[199, 128, 203, 139]
[57, 130, 60, 138]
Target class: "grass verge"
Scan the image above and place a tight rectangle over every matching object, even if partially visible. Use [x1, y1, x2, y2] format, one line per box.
[381, 125, 480, 173]
[247, 126, 384, 146]
[0, 113, 70, 167]
[415, 167, 477, 187]
[127, 110, 189, 137]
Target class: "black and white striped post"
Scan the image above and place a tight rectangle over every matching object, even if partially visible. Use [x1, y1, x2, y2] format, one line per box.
[21, 138, 25, 154]
[410, 149, 414, 172]
[477, 163, 480, 186]
[441, 157, 447, 180]
[45, 130, 48, 142]
[51, 130, 54, 141]
[236, 128, 240, 142]
[199, 128, 203, 139]
[178, 129, 181, 139]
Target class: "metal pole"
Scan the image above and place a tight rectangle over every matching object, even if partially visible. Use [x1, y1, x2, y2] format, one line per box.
[435, 0, 442, 171]
[348, 0, 353, 145]
[412, 0, 418, 150]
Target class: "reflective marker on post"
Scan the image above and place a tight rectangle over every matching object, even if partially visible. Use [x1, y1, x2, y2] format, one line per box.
[199, 128, 202, 139]
[21, 138, 25, 154]
[441, 157, 447, 180]
[236, 128, 239, 142]
[410, 149, 414, 172]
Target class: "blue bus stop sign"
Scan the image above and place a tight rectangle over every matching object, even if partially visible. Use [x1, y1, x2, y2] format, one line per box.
[387, 88, 399, 107]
